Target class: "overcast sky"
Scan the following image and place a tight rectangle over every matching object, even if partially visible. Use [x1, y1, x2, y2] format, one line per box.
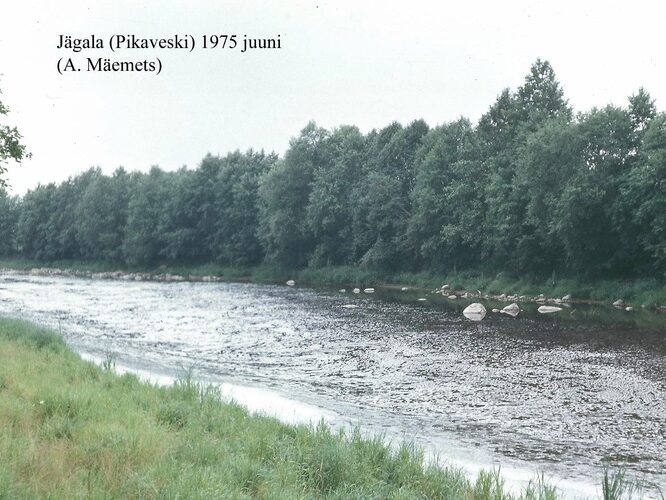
[1, 0, 665, 194]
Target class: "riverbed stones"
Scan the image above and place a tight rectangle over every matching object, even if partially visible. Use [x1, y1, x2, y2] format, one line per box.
[500, 303, 520, 317]
[463, 303, 487, 321]
[562, 294, 572, 302]
[537, 305, 562, 314]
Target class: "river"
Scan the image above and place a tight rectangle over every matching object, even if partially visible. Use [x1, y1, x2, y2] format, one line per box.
[0, 272, 664, 497]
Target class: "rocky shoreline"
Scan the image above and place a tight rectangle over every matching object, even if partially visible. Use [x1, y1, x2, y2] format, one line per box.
[0, 266, 228, 283]
[1, 266, 664, 312]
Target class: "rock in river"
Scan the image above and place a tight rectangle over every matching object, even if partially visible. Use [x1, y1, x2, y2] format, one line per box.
[463, 303, 487, 321]
[538, 305, 562, 314]
[500, 303, 520, 317]
[286, 280, 296, 286]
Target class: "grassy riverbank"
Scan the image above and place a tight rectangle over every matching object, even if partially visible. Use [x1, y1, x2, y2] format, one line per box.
[0, 317, 563, 499]
[0, 318, 654, 498]
[2, 258, 666, 308]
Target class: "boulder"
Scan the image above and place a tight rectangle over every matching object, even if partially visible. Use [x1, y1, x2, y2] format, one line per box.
[448, 295, 457, 300]
[625, 306, 634, 312]
[492, 308, 500, 313]
[562, 294, 572, 302]
[364, 288, 375, 293]
[612, 299, 624, 308]
[537, 305, 562, 314]
[353, 288, 360, 294]
[463, 303, 487, 321]
[500, 303, 520, 317]
[286, 280, 296, 286]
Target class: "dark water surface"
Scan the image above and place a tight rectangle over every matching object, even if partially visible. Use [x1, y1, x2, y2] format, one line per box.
[1, 272, 664, 496]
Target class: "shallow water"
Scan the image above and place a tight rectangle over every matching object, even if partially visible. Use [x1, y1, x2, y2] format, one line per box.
[0, 273, 664, 497]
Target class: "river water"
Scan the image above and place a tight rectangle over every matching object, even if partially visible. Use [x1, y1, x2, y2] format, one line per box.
[0, 272, 664, 497]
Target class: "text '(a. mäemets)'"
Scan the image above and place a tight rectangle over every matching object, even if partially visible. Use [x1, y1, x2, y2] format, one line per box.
[56, 57, 162, 75]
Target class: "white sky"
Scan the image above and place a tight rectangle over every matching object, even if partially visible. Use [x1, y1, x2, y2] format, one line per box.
[1, 0, 665, 195]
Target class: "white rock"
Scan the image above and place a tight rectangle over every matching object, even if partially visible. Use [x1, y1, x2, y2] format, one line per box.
[401, 287, 409, 291]
[338, 289, 346, 293]
[501, 303, 520, 317]
[625, 306, 634, 312]
[364, 288, 375, 294]
[440, 284, 450, 291]
[538, 305, 562, 314]
[492, 308, 500, 313]
[463, 303, 487, 321]
[612, 299, 624, 307]
[353, 288, 360, 294]
[448, 295, 457, 300]
[562, 294, 572, 302]
[286, 280, 296, 286]
[417, 297, 427, 301]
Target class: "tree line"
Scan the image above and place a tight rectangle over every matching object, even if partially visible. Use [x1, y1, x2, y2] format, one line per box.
[1, 60, 664, 280]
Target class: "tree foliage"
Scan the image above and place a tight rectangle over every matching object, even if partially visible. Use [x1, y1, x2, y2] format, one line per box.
[0, 87, 30, 189]
[1, 60, 664, 281]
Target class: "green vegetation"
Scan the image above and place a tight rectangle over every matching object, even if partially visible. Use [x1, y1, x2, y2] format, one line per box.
[0, 317, 579, 499]
[0, 60, 665, 289]
[0, 86, 30, 189]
